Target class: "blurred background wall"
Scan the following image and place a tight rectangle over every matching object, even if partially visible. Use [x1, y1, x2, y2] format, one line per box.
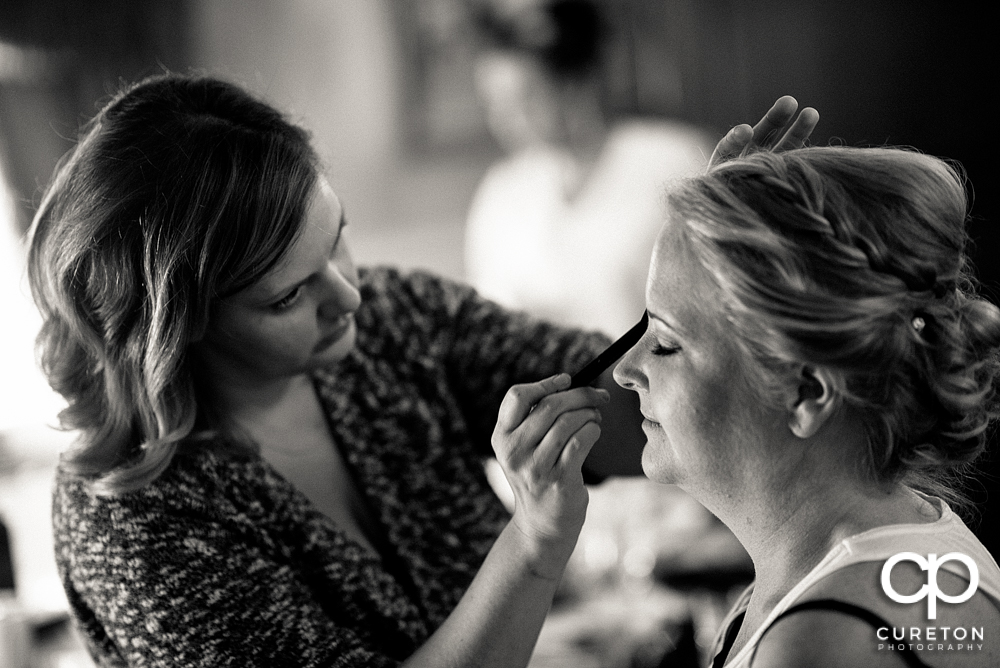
[0, 0, 996, 621]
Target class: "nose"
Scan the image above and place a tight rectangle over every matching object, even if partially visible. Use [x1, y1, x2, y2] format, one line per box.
[613, 340, 647, 392]
[317, 262, 361, 319]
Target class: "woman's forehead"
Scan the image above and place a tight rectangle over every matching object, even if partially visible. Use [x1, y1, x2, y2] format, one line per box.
[646, 218, 720, 336]
[648, 219, 694, 298]
[227, 180, 343, 303]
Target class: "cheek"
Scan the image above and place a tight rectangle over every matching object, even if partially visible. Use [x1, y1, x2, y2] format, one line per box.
[231, 313, 316, 363]
[647, 367, 736, 458]
[647, 369, 702, 433]
[265, 313, 319, 355]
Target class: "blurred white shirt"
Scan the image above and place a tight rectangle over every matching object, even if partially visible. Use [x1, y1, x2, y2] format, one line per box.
[466, 119, 712, 337]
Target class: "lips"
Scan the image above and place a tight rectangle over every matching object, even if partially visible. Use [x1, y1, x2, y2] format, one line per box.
[314, 314, 354, 352]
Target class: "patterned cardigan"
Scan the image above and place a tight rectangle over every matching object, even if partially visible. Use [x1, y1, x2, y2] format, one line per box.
[52, 267, 608, 667]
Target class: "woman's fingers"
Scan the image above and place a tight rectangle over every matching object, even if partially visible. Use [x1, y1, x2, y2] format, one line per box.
[708, 96, 820, 169]
[516, 387, 607, 457]
[557, 421, 602, 473]
[496, 378, 607, 443]
[493, 379, 605, 551]
[493, 375, 608, 475]
[531, 407, 602, 472]
[709, 124, 753, 166]
[495, 373, 571, 433]
[750, 95, 800, 146]
[773, 106, 819, 150]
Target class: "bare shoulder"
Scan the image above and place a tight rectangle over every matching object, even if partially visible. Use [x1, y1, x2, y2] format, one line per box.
[753, 562, 999, 667]
[752, 606, 909, 667]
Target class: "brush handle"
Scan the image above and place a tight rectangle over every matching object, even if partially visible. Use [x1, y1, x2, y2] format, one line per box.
[569, 312, 648, 388]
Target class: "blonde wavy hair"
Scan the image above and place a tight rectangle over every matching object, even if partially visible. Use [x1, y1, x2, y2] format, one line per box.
[28, 74, 319, 494]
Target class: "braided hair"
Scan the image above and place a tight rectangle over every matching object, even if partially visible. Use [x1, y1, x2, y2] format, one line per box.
[666, 146, 1000, 508]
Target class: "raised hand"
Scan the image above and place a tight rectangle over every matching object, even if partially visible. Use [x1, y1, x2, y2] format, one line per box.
[709, 95, 820, 167]
[491, 373, 608, 578]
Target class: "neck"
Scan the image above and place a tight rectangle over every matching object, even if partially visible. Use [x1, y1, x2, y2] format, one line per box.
[691, 437, 937, 603]
[553, 80, 607, 157]
[195, 358, 316, 432]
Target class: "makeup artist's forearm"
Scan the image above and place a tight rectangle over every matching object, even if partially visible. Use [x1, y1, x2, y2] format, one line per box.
[401, 522, 570, 668]
[582, 369, 645, 477]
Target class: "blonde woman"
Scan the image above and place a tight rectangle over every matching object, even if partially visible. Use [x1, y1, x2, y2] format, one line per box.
[616, 146, 1000, 667]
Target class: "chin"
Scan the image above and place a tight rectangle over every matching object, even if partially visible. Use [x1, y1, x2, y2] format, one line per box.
[640, 440, 679, 484]
[642, 462, 678, 485]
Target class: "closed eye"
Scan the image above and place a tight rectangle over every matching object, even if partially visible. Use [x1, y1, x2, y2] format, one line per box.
[650, 343, 680, 357]
[271, 285, 304, 311]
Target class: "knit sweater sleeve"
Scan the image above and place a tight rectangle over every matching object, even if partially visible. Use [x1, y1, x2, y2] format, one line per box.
[355, 267, 610, 455]
[53, 453, 407, 668]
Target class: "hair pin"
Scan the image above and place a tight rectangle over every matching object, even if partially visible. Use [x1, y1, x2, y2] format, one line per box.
[912, 316, 926, 332]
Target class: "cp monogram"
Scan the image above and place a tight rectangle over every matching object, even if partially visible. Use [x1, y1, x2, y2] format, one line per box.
[881, 552, 979, 620]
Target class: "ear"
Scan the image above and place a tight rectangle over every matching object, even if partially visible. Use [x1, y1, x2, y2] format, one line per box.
[786, 366, 839, 439]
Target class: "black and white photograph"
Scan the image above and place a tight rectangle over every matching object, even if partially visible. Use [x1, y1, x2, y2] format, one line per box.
[0, 1, 996, 666]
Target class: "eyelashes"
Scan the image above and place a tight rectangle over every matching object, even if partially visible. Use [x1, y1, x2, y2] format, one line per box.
[272, 285, 304, 311]
[650, 343, 680, 357]
[268, 220, 348, 312]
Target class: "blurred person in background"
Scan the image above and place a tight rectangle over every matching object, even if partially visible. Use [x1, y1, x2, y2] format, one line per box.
[465, 4, 753, 657]
[465, 0, 714, 337]
[615, 146, 1000, 667]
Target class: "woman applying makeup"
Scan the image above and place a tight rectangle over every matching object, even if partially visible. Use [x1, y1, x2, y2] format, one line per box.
[29, 73, 813, 666]
[30, 73, 617, 667]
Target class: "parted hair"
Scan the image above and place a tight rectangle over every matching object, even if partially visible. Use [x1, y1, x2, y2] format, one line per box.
[667, 146, 1000, 504]
[28, 73, 319, 494]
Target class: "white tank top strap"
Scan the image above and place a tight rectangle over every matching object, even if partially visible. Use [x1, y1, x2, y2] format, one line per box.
[714, 496, 1000, 667]
[828, 498, 1000, 607]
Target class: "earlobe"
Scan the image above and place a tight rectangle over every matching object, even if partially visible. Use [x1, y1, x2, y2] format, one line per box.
[787, 366, 839, 438]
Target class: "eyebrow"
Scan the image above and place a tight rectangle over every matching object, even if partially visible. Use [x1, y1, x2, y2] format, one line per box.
[646, 309, 686, 337]
[255, 207, 348, 304]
